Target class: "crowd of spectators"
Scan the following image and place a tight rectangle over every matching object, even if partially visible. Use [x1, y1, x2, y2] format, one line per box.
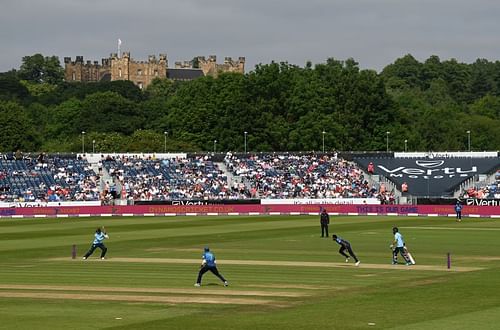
[459, 170, 500, 199]
[0, 153, 99, 203]
[103, 155, 249, 201]
[224, 153, 393, 202]
[10, 153, 497, 204]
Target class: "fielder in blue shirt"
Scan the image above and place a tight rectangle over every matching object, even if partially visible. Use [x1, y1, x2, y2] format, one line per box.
[455, 200, 463, 221]
[332, 235, 360, 266]
[83, 227, 109, 260]
[195, 247, 228, 287]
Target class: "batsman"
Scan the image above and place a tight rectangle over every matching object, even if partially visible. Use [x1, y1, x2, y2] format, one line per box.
[390, 227, 414, 265]
[83, 227, 109, 260]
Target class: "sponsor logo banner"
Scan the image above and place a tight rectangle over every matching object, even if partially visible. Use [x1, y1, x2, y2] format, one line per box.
[135, 199, 261, 206]
[466, 199, 500, 206]
[356, 157, 500, 197]
[0, 201, 101, 208]
[395, 152, 499, 158]
[1, 203, 499, 217]
[261, 198, 380, 205]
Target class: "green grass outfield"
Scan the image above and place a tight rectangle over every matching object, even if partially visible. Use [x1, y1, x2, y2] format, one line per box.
[0, 215, 499, 330]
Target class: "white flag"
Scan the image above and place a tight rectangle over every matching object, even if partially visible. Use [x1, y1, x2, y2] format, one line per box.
[118, 38, 122, 46]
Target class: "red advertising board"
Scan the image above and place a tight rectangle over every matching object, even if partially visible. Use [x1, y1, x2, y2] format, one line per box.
[0, 204, 499, 218]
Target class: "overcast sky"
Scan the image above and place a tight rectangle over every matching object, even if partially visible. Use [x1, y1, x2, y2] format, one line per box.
[1, 0, 500, 72]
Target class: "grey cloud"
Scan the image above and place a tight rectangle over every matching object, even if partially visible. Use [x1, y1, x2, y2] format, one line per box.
[1, 0, 500, 72]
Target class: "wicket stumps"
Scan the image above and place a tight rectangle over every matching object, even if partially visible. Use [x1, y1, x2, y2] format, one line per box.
[447, 252, 451, 269]
[72, 244, 77, 259]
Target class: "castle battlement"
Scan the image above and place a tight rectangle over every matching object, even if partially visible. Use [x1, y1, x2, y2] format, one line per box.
[63, 56, 106, 68]
[65, 51, 245, 87]
[196, 55, 245, 77]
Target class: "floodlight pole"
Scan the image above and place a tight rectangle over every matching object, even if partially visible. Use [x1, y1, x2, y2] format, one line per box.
[466, 130, 471, 152]
[81, 131, 86, 154]
[244, 131, 248, 153]
[386, 131, 390, 152]
[322, 131, 326, 153]
[164, 131, 168, 153]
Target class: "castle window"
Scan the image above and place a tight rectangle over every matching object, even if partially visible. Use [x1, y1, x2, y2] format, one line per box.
[72, 72, 76, 81]
[138, 82, 143, 89]
[138, 69, 142, 76]
[154, 70, 158, 76]
[119, 68, 122, 77]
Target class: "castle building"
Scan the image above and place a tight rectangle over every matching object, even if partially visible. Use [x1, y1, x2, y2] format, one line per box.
[64, 53, 245, 89]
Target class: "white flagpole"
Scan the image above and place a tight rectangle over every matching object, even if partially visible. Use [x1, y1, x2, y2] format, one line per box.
[118, 38, 122, 58]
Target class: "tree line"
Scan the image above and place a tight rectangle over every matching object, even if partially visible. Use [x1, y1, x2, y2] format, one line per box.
[0, 53, 499, 153]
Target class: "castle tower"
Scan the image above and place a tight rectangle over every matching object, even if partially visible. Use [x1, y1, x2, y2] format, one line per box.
[110, 52, 130, 81]
[110, 52, 167, 88]
[64, 56, 111, 82]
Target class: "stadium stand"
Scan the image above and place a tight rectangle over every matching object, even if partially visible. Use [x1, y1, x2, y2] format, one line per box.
[10, 152, 500, 204]
[459, 170, 500, 199]
[223, 153, 392, 202]
[102, 155, 250, 201]
[0, 154, 99, 203]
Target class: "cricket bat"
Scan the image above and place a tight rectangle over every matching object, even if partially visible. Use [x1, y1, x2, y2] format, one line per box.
[102, 226, 109, 239]
[404, 246, 416, 265]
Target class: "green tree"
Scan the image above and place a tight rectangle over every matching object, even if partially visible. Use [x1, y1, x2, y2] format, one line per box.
[79, 91, 143, 135]
[19, 54, 64, 85]
[381, 54, 424, 90]
[0, 74, 30, 102]
[0, 101, 39, 151]
[470, 94, 500, 119]
[129, 130, 163, 152]
[144, 78, 176, 100]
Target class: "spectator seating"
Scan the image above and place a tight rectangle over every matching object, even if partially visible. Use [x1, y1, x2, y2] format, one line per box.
[460, 171, 500, 199]
[103, 155, 249, 201]
[0, 153, 398, 203]
[224, 153, 388, 201]
[0, 156, 99, 202]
